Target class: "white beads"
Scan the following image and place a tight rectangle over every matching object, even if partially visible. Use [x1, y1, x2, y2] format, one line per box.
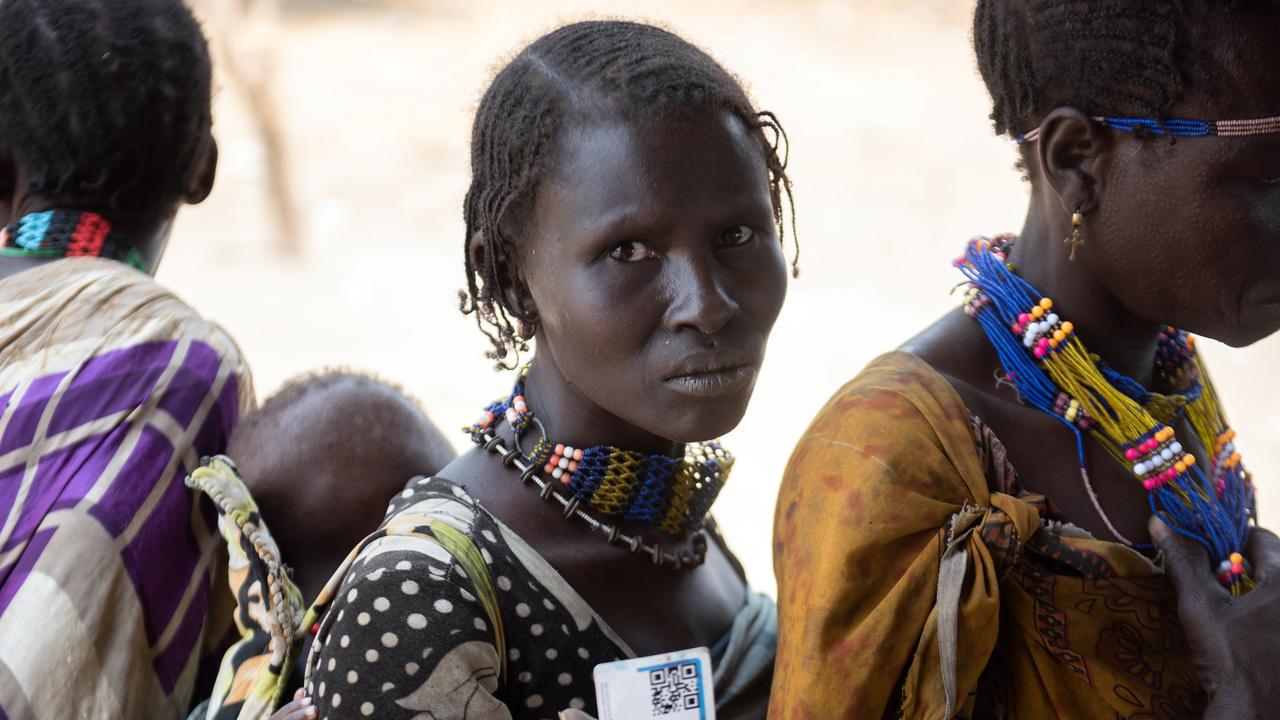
[1134, 462, 1149, 475]
[1065, 400, 1080, 422]
[1160, 448, 1173, 461]
[1170, 441, 1183, 454]
[551, 467, 564, 479]
[557, 457, 569, 469]
[1046, 313, 1059, 326]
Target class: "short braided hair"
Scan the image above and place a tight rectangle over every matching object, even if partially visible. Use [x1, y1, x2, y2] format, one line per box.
[0, 0, 214, 214]
[461, 20, 797, 368]
[973, 0, 1280, 139]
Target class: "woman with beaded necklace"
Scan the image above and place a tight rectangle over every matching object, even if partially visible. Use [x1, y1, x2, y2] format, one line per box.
[289, 20, 793, 720]
[772, 1, 1280, 718]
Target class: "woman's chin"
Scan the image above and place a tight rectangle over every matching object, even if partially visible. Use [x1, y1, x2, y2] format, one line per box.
[1205, 313, 1280, 348]
[655, 401, 752, 445]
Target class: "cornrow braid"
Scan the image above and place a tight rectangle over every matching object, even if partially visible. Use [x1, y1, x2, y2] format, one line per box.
[0, 0, 213, 215]
[974, 0, 1186, 138]
[460, 20, 798, 368]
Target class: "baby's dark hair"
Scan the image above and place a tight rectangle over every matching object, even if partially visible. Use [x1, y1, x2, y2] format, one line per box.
[233, 369, 438, 446]
[229, 369, 457, 567]
[973, 0, 1280, 139]
[460, 20, 797, 368]
[0, 0, 214, 215]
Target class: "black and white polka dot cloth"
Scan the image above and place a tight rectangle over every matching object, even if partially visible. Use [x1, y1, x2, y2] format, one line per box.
[304, 476, 630, 719]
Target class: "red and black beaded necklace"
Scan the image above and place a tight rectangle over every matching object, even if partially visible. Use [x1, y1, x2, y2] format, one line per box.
[0, 210, 145, 270]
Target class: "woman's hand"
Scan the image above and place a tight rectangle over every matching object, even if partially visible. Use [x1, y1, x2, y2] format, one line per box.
[558, 710, 596, 719]
[270, 689, 317, 720]
[1150, 517, 1280, 719]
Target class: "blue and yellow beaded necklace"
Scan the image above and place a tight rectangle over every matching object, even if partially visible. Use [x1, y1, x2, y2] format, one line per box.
[465, 366, 733, 569]
[957, 235, 1256, 594]
[0, 210, 146, 270]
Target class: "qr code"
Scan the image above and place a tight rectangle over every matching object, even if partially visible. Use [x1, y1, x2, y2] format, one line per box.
[648, 661, 700, 715]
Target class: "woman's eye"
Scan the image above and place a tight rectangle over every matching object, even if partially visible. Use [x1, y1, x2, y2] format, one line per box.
[608, 240, 656, 262]
[720, 225, 756, 246]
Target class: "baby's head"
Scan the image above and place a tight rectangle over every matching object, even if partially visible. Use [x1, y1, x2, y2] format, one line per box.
[229, 371, 456, 592]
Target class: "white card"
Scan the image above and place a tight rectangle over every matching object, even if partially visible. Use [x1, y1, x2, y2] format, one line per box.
[593, 647, 716, 720]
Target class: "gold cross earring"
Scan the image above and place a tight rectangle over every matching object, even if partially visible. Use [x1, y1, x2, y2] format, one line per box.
[1066, 210, 1085, 262]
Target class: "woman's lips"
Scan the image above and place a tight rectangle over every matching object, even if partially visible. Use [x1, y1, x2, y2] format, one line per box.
[662, 364, 756, 398]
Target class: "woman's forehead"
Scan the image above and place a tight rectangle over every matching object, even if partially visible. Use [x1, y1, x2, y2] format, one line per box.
[1173, 11, 1280, 118]
[541, 112, 768, 207]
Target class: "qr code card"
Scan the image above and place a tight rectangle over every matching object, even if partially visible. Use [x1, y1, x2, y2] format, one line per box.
[593, 647, 715, 720]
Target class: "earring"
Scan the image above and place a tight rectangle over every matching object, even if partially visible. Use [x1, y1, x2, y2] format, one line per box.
[516, 319, 538, 341]
[1066, 209, 1085, 262]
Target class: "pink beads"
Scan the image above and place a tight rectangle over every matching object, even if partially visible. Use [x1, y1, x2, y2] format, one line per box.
[547, 444, 581, 485]
[540, 443, 586, 481]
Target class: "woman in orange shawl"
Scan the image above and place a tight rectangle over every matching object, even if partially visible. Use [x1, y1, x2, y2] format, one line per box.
[772, 2, 1280, 718]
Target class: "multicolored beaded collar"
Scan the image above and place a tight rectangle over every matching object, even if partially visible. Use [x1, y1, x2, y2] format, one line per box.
[0, 210, 145, 270]
[1017, 113, 1280, 144]
[465, 366, 733, 570]
[956, 235, 1257, 595]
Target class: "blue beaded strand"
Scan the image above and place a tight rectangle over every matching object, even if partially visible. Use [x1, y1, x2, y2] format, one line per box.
[957, 236, 1253, 564]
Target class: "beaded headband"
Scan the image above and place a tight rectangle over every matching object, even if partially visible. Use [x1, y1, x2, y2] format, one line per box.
[1017, 114, 1280, 144]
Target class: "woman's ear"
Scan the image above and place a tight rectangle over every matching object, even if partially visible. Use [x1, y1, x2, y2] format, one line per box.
[0, 148, 16, 227]
[1035, 107, 1113, 216]
[184, 137, 218, 205]
[468, 230, 539, 324]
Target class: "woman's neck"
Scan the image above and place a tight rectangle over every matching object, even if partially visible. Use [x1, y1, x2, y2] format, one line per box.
[1012, 200, 1164, 388]
[522, 352, 682, 456]
[2, 199, 173, 275]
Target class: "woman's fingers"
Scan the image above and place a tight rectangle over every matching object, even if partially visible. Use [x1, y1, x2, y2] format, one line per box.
[270, 697, 316, 720]
[559, 710, 596, 720]
[1149, 516, 1228, 611]
[1246, 527, 1280, 584]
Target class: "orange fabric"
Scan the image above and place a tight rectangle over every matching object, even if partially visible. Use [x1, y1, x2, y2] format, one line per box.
[771, 352, 1204, 719]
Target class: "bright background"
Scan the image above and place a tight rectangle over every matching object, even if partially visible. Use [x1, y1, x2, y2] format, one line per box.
[165, 0, 1280, 595]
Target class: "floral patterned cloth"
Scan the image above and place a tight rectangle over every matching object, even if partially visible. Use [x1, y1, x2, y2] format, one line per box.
[771, 351, 1205, 719]
[187, 456, 308, 720]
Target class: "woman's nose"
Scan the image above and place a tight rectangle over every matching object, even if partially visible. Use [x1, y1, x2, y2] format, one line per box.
[662, 254, 739, 335]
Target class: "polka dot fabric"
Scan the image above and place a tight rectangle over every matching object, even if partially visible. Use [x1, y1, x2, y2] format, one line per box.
[304, 477, 630, 719]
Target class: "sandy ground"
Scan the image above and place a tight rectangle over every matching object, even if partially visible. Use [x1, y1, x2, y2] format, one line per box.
[162, 0, 1280, 595]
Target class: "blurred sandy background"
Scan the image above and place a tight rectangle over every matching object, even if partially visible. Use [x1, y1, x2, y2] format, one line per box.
[164, 0, 1280, 594]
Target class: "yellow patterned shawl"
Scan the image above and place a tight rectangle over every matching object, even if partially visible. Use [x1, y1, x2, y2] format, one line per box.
[187, 457, 308, 720]
[771, 352, 1205, 719]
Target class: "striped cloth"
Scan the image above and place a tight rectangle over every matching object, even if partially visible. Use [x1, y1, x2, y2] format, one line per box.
[0, 258, 255, 719]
